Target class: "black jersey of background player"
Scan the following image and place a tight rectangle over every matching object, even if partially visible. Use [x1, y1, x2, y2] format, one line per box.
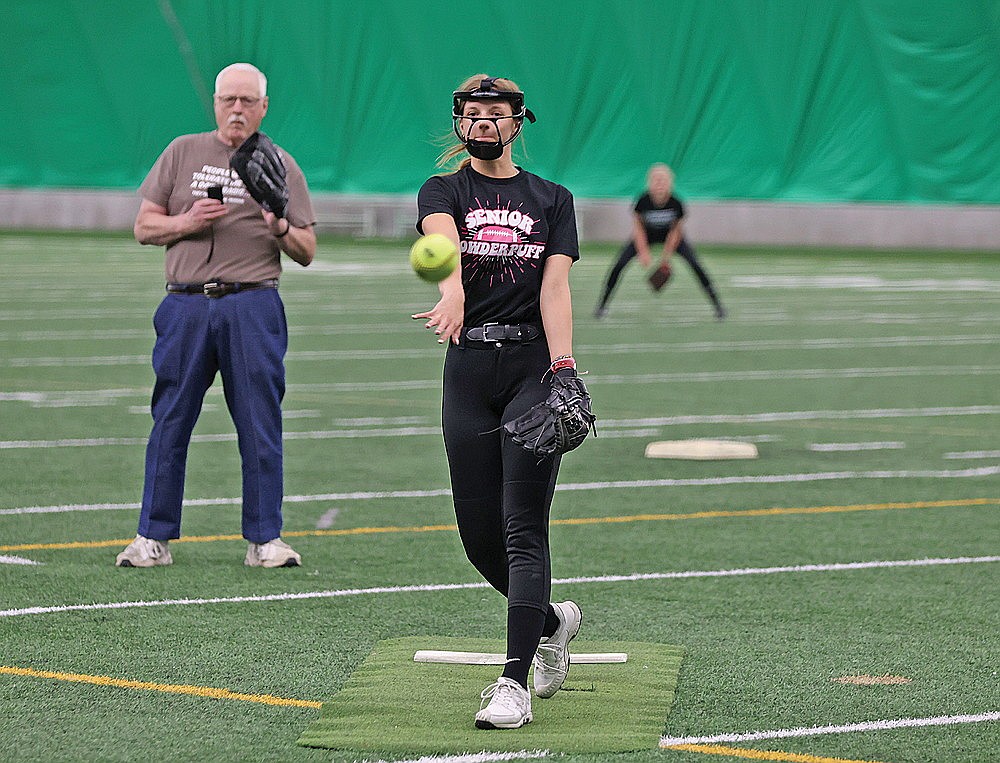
[634, 193, 685, 245]
[418, 165, 579, 328]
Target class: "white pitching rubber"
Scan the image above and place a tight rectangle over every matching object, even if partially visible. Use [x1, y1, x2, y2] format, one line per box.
[644, 439, 759, 460]
[413, 650, 628, 665]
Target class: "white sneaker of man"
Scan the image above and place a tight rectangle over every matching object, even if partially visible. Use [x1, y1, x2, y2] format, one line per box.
[474, 677, 533, 729]
[532, 600, 582, 698]
[244, 538, 302, 568]
[115, 535, 173, 568]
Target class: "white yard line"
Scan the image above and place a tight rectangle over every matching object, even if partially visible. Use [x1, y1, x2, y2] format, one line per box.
[945, 450, 1000, 460]
[731, 275, 1000, 292]
[810, 442, 906, 451]
[4, 466, 999, 517]
[5, 334, 998, 366]
[4, 314, 999, 342]
[5, 372, 1000, 406]
[554, 466, 1000, 491]
[0, 389, 143, 407]
[591, 365, 999, 385]
[0, 426, 443, 449]
[0, 555, 41, 566]
[581, 334, 1000, 353]
[3, 291, 997, 322]
[1, 556, 996, 619]
[360, 752, 550, 763]
[597, 405, 1000, 427]
[3, 404, 1000, 448]
[0, 322, 451, 341]
[595, 428, 662, 439]
[660, 711, 1000, 747]
[0, 304, 429, 322]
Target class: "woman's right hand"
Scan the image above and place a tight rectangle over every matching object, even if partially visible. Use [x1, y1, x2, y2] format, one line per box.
[412, 286, 465, 345]
[412, 213, 464, 343]
[637, 249, 652, 268]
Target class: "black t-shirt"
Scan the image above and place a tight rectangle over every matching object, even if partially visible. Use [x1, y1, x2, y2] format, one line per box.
[417, 165, 579, 328]
[634, 193, 684, 244]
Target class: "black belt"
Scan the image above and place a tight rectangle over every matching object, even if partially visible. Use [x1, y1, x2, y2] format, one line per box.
[166, 279, 279, 298]
[464, 323, 541, 343]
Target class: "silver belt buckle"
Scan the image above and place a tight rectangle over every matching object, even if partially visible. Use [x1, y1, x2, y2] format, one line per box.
[480, 322, 500, 342]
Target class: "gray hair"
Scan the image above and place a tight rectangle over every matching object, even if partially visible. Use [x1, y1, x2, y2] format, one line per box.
[215, 63, 267, 97]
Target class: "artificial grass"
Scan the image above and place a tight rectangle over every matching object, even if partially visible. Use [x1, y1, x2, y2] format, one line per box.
[3, 235, 998, 762]
[297, 636, 684, 755]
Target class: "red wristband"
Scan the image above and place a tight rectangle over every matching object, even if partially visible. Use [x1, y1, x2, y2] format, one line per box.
[550, 356, 576, 374]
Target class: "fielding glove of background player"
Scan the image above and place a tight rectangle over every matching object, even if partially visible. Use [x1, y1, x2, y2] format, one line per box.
[230, 131, 289, 219]
[504, 371, 596, 458]
[648, 261, 672, 291]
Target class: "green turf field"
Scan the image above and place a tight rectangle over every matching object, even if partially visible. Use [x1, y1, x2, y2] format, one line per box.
[1, 231, 998, 763]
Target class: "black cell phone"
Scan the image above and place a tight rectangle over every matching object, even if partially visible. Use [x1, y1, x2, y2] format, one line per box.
[206, 185, 224, 201]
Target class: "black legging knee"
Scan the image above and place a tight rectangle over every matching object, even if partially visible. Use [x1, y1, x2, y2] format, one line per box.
[597, 242, 639, 308]
[442, 339, 559, 614]
[598, 237, 721, 309]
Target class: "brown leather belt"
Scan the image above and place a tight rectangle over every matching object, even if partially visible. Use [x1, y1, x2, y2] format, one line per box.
[166, 279, 279, 298]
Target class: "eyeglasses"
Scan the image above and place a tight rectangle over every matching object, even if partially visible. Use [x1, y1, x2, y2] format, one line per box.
[215, 95, 262, 108]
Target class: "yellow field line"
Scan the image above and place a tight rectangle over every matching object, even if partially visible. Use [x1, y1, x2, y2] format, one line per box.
[1, 498, 995, 553]
[551, 497, 996, 526]
[0, 665, 322, 709]
[0, 670, 891, 760]
[666, 742, 887, 763]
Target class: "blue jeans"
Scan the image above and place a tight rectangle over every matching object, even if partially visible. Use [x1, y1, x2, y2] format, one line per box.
[138, 288, 287, 543]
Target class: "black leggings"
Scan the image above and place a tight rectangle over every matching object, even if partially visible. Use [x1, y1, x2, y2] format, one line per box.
[442, 337, 560, 615]
[597, 237, 722, 312]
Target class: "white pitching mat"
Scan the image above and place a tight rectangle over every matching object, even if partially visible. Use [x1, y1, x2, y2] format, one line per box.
[645, 439, 759, 460]
[413, 650, 628, 665]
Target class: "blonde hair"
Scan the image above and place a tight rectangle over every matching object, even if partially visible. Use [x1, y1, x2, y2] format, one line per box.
[436, 74, 527, 170]
[215, 63, 267, 97]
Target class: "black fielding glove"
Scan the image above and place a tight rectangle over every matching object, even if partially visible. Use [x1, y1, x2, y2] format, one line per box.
[230, 131, 289, 219]
[503, 369, 596, 458]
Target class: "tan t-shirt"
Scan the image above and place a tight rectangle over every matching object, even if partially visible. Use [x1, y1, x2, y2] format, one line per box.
[138, 131, 316, 283]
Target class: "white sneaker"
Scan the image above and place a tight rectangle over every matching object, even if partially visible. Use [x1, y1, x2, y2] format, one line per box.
[533, 600, 582, 698]
[474, 677, 533, 729]
[244, 538, 301, 568]
[115, 535, 172, 567]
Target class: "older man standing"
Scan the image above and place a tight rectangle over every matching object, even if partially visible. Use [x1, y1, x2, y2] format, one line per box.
[116, 63, 316, 568]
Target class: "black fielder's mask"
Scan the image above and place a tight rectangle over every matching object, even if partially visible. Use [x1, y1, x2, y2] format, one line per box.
[452, 77, 536, 160]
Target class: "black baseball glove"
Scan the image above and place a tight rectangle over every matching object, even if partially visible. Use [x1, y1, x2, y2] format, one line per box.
[229, 131, 289, 219]
[504, 372, 596, 458]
